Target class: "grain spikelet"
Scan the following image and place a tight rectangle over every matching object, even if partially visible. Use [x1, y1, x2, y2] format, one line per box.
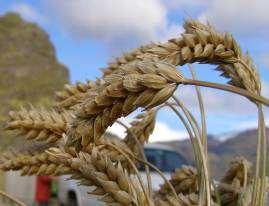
[102, 44, 155, 76]
[49, 147, 147, 205]
[67, 60, 183, 148]
[62, 19, 261, 113]
[124, 110, 156, 156]
[83, 136, 136, 172]
[6, 107, 71, 143]
[221, 156, 252, 186]
[147, 19, 261, 94]
[157, 166, 198, 197]
[0, 150, 71, 176]
[55, 80, 103, 110]
[155, 193, 219, 206]
[218, 157, 252, 205]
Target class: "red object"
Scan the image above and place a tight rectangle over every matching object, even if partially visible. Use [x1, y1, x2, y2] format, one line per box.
[35, 176, 52, 202]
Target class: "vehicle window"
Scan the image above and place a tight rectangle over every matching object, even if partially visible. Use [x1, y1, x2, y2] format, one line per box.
[139, 149, 163, 171]
[139, 148, 185, 172]
[162, 151, 185, 172]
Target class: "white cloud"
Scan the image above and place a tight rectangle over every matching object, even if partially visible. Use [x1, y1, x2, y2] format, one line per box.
[150, 121, 187, 142]
[107, 118, 130, 139]
[107, 119, 187, 142]
[163, 0, 212, 9]
[199, 0, 269, 36]
[45, 0, 182, 51]
[235, 118, 269, 131]
[10, 3, 46, 24]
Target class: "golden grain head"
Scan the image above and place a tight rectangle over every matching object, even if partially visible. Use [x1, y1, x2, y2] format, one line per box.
[6, 107, 71, 143]
[124, 109, 156, 156]
[158, 165, 198, 196]
[0, 150, 70, 176]
[48, 147, 146, 205]
[217, 157, 253, 206]
[221, 156, 252, 186]
[67, 60, 183, 149]
[55, 80, 103, 110]
[146, 19, 261, 94]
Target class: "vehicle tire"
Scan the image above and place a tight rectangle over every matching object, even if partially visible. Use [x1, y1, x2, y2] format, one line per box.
[67, 200, 78, 206]
[67, 190, 78, 206]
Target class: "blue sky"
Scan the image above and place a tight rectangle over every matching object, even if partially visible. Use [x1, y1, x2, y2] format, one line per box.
[0, 0, 268, 141]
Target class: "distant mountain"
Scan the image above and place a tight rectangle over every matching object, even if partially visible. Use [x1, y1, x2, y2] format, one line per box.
[159, 128, 269, 179]
[0, 12, 69, 148]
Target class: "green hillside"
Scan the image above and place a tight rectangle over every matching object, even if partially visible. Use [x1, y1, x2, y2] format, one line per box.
[0, 12, 69, 148]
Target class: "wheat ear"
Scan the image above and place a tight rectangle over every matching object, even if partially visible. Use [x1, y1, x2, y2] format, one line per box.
[55, 19, 265, 113]
[6, 107, 71, 143]
[155, 192, 221, 206]
[55, 80, 104, 109]
[101, 19, 260, 95]
[158, 166, 198, 197]
[48, 147, 149, 206]
[0, 150, 71, 176]
[217, 157, 252, 205]
[67, 60, 183, 148]
[123, 109, 156, 156]
[83, 136, 136, 172]
[147, 20, 260, 95]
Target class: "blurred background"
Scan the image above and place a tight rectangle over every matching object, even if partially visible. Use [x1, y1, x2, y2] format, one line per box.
[0, 0, 268, 205]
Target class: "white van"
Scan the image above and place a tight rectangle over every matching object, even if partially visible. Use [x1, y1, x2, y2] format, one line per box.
[58, 143, 187, 206]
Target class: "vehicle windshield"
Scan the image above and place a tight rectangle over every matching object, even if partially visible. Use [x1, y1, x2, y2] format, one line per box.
[139, 148, 186, 172]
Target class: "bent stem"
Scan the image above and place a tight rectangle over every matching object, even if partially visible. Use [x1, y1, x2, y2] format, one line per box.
[188, 64, 208, 155]
[182, 79, 269, 106]
[256, 104, 267, 206]
[172, 96, 211, 206]
[164, 102, 200, 167]
[0, 190, 26, 206]
[116, 120, 153, 197]
[128, 151, 180, 203]
[104, 142, 151, 206]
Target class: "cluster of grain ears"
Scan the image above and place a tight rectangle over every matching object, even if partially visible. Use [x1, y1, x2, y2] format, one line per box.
[1, 19, 268, 206]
